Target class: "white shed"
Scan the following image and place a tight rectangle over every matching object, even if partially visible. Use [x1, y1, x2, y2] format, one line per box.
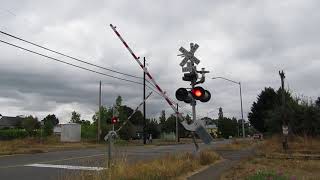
[60, 123, 81, 142]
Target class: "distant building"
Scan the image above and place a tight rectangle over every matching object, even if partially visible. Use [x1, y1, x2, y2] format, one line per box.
[53, 124, 62, 135]
[0, 115, 24, 129]
[133, 125, 144, 140]
[205, 124, 218, 138]
[200, 118, 218, 138]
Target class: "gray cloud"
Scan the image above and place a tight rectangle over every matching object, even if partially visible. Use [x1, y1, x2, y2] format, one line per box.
[0, 0, 319, 123]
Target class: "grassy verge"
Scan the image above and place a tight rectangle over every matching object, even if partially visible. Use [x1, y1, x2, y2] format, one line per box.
[0, 136, 103, 155]
[221, 136, 320, 180]
[66, 149, 220, 180]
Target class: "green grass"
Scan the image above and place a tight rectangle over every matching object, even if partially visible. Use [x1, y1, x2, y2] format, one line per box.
[246, 170, 290, 180]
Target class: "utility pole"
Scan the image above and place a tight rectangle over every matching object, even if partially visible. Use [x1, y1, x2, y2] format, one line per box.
[143, 57, 147, 145]
[175, 43, 212, 151]
[239, 82, 245, 138]
[176, 103, 179, 142]
[190, 81, 199, 151]
[98, 81, 101, 143]
[279, 70, 288, 152]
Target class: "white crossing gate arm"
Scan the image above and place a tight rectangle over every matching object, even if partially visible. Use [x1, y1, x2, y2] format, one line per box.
[109, 24, 191, 130]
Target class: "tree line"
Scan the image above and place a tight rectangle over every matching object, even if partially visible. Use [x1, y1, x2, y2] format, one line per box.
[248, 87, 320, 136]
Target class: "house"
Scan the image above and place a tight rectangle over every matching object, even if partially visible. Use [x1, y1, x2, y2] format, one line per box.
[200, 118, 218, 138]
[205, 124, 218, 138]
[133, 125, 144, 140]
[0, 115, 24, 129]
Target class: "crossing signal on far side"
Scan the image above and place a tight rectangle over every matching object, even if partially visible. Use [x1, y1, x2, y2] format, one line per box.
[111, 117, 118, 124]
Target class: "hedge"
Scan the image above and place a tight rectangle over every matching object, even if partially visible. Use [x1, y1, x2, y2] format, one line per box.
[0, 129, 29, 140]
[81, 125, 96, 140]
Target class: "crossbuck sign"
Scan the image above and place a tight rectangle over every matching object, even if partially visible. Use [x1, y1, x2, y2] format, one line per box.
[178, 43, 200, 71]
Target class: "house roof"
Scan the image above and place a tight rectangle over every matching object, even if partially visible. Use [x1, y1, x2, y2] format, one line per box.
[0, 116, 24, 127]
[205, 124, 217, 129]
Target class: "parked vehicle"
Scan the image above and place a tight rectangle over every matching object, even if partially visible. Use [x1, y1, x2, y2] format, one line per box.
[253, 133, 263, 140]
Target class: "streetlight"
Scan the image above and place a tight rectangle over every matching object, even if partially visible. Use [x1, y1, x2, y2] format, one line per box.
[211, 77, 245, 138]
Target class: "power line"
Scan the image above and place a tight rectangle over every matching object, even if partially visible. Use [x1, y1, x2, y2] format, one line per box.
[0, 39, 162, 97]
[0, 30, 154, 85]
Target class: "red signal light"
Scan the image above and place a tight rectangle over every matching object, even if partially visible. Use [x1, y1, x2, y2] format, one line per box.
[111, 117, 118, 124]
[192, 89, 203, 97]
[192, 87, 205, 99]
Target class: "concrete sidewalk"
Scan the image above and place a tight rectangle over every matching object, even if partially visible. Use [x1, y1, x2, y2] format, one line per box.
[188, 148, 256, 180]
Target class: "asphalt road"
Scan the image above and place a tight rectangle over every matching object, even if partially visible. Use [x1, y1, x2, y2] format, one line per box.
[0, 140, 230, 180]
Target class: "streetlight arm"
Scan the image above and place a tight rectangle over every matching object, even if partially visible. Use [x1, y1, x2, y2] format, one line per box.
[211, 76, 245, 138]
[211, 77, 240, 84]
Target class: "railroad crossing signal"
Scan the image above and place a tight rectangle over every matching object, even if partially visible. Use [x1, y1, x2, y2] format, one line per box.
[110, 25, 213, 146]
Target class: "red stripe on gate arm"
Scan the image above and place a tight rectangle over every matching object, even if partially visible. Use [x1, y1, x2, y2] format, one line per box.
[146, 73, 152, 79]
[123, 41, 129, 48]
[131, 53, 138, 59]
[165, 98, 173, 106]
[155, 84, 162, 92]
[115, 31, 120, 37]
[110, 24, 182, 119]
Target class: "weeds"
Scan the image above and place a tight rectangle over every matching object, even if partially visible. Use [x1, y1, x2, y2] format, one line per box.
[221, 136, 320, 180]
[66, 149, 220, 180]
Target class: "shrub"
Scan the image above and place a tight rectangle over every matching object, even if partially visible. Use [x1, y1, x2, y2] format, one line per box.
[81, 124, 96, 140]
[43, 120, 54, 136]
[0, 129, 28, 140]
[21, 116, 39, 136]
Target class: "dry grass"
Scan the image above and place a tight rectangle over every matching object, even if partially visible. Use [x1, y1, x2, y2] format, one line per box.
[0, 136, 102, 155]
[216, 138, 258, 150]
[221, 156, 320, 180]
[65, 149, 220, 180]
[260, 135, 320, 155]
[221, 136, 320, 180]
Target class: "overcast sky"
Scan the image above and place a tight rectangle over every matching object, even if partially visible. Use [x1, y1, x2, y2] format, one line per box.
[0, 0, 319, 123]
